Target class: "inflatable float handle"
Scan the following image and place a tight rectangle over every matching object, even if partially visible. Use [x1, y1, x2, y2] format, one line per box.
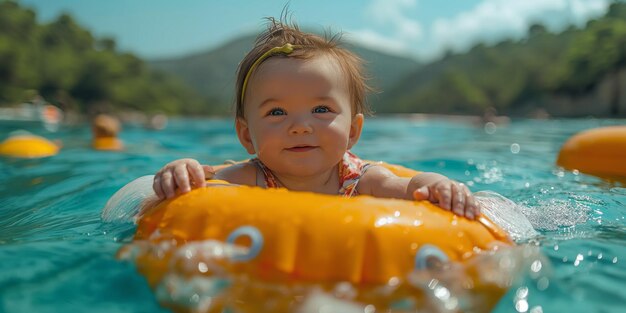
[414, 244, 449, 270]
[226, 226, 264, 262]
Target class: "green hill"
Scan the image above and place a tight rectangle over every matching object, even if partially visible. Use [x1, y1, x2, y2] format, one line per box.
[148, 34, 421, 114]
[381, 2, 626, 117]
[0, 1, 208, 115]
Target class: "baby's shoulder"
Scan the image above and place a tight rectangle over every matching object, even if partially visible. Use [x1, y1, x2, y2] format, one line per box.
[357, 164, 396, 193]
[214, 161, 257, 186]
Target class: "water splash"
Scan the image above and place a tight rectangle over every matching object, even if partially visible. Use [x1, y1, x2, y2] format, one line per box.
[521, 198, 590, 231]
[101, 175, 160, 223]
[119, 237, 550, 313]
[476, 191, 538, 241]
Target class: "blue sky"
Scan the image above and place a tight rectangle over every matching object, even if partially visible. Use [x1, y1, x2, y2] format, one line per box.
[20, 0, 612, 61]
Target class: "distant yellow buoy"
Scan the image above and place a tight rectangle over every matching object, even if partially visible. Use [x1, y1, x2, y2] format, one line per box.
[0, 134, 59, 158]
[557, 126, 626, 182]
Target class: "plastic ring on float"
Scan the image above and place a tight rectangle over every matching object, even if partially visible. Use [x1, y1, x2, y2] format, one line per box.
[414, 244, 449, 270]
[226, 225, 264, 262]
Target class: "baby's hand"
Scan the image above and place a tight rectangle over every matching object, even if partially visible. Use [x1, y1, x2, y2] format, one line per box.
[411, 173, 479, 220]
[153, 158, 215, 199]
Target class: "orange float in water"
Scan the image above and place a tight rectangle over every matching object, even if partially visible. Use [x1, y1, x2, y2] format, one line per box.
[117, 163, 519, 312]
[134, 183, 512, 282]
[557, 126, 626, 182]
[0, 134, 59, 158]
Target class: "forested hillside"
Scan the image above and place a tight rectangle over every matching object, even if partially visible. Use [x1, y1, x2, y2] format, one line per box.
[0, 1, 209, 115]
[381, 2, 626, 117]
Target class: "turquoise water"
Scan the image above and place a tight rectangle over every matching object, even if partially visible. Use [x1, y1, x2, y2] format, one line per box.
[1, 117, 624, 312]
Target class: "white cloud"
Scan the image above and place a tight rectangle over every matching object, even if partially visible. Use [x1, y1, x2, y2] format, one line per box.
[428, 0, 611, 58]
[346, 29, 413, 55]
[366, 0, 423, 40]
[348, 0, 424, 57]
[348, 0, 611, 60]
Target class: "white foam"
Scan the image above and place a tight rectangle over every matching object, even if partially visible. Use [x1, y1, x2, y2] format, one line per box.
[475, 191, 539, 241]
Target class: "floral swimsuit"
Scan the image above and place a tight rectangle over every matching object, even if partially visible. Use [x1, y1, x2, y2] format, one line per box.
[251, 151, 373, 197]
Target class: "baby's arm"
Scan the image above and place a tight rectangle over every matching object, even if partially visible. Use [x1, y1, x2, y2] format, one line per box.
[358, 166, 479, 219]
[153, 158, 215, 199]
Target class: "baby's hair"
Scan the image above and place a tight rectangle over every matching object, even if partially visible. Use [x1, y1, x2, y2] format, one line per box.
[235, 16, 372, 118]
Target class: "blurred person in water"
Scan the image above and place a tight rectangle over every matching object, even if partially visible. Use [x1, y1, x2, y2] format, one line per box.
[92, 114, 124, 151]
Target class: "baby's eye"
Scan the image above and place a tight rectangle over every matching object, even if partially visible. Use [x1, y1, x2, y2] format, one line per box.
[267, 108, 285, 116]
[313, 106, 330, 114]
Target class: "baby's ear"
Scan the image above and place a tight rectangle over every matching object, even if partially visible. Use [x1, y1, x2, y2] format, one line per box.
[348, 113, 364, 149]
[235, 118, 256, 154]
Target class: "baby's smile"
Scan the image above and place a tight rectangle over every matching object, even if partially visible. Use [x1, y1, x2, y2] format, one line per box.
[285, 144, 318, 152]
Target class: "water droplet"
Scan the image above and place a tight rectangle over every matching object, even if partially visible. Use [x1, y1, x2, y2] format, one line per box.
[515, 299, 529, 312]
[597, 253, 603, 260]
[198, 262, 208, 273]
[388, 277, 400, 287]
[537, 277, 549, 291]
[530, 306, 544, 313]
[484, 122, 497, 134]
[516, 287, 529, 299]
[613, 257, 618, 264]
[364, 304, 376, 313]
[553, 244, 559, 251]
[574, 254, 584, 266]
[510, 143, 521, 154]
[428, 279, 439, 289]
[190, 294, 199, 303]
[434, 286, 451, 300]
[530, 260, 542, 272]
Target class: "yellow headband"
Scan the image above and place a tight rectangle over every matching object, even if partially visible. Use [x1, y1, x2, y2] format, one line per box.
[241, 43, 301, 104]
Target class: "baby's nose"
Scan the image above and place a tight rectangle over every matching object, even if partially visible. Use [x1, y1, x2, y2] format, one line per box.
[288, 117, 313, 135]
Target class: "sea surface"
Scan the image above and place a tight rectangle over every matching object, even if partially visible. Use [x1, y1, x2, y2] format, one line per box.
[1, 117, 624, 312]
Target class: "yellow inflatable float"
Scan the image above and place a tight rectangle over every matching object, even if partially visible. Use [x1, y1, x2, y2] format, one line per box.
[0, 134, 59, 158]
[557, 125, 626, 182]
[115, 162, 519, 312]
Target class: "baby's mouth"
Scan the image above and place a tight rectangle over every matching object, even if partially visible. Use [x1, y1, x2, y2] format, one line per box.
[286, 145, 317, 152]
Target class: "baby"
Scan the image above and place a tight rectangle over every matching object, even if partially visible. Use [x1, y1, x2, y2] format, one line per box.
[153, 18, 479, 219]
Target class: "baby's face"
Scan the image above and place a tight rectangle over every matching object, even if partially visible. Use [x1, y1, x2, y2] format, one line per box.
[237, 54, 363, 177]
